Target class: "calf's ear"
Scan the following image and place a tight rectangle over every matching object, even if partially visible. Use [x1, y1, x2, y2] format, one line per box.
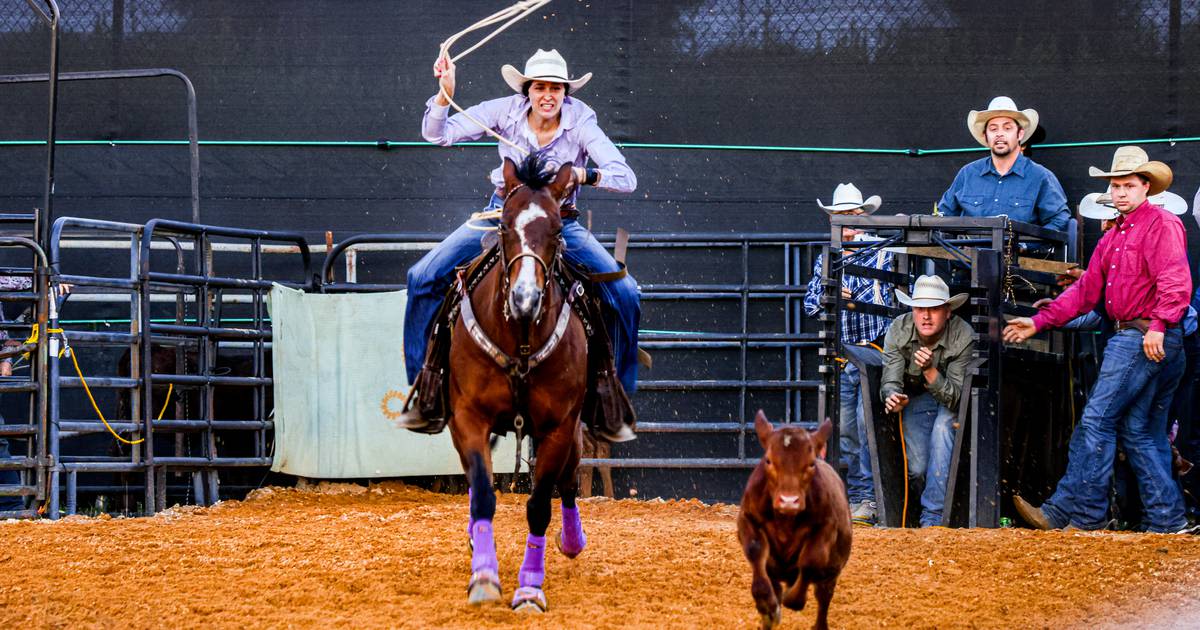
[812, 418, 833, 455]
[754, 409, 774, 449]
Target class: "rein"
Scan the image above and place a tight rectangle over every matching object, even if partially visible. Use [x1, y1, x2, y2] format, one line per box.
[465, 184, 526, 231]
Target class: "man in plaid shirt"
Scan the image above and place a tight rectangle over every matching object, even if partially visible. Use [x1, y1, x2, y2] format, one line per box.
[0, 276, 68, 513]
[804, 183, 895, 524]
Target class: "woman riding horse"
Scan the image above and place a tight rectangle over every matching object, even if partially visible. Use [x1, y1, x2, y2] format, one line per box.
[456, 154, 590, 612]
[400, 48, 639, 440]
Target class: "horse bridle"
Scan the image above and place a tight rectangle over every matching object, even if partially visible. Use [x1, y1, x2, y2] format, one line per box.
[496, 188, 563, 323]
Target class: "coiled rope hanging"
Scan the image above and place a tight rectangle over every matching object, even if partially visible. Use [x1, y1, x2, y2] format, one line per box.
[437, 0, 551, 157]
[436, 0, 553, 230]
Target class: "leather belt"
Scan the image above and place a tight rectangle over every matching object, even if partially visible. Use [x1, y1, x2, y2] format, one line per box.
[1114, 318, 1177, 334]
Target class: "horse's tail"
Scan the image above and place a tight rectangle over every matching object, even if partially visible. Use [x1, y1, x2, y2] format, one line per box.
[468, 450, 496, 522]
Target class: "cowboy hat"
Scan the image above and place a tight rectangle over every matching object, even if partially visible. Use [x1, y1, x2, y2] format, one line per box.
[1088, 145, 1173, 196]
[817, 183, 882, 214]
[1078, 192, 1119, 221]
[501, 49, 592, 94]
[895, 275, 968, 310]
[1080, 190, 1188, 220]
[967, 96, 1039, 148]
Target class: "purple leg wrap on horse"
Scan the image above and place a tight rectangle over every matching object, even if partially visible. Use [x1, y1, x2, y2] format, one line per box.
[471, 520, 498, 573]
[518, 534, 547, 588]
[561, 506, 586, 556]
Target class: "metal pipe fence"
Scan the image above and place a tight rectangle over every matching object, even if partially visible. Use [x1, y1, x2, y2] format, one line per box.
[322, 231, 830, 470]
[0, 67, 202, 228]
[0, 230, 50, 520]
[37, 216, 311, 517]
[10, 218, 839, 516]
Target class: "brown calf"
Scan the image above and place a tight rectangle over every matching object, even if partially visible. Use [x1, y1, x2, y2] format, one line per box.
[737, 411, 852, 630]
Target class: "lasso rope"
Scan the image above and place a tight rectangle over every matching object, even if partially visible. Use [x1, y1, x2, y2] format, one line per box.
[436, 0, 552, 157]
[435, 0, 552, 231]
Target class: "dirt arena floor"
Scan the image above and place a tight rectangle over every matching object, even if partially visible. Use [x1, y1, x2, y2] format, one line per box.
[1, 482, 1198, 629]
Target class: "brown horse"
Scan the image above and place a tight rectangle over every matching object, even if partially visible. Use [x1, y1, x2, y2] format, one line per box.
[450, 155, 589, 612]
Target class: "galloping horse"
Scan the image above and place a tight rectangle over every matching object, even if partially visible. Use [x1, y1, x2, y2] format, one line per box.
[450, 154, 589, 612]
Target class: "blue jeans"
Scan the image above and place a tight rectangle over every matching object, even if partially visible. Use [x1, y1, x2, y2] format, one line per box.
[902, 392, 957, 527]
[1042, 329, 1187, 532]
[840, 362, 875, 504]
[0, 432, 21, 511]
[404, 195, 641, 392]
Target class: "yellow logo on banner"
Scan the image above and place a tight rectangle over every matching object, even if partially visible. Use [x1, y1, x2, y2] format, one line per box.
[380, 389, 406, 420]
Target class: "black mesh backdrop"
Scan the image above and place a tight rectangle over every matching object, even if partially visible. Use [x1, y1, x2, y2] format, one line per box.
[2, 1, 1200, 500]
[1, 0, 1199, 243]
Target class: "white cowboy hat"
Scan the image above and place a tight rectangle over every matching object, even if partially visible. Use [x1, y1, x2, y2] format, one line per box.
[1078, 192, 1119, 221]
[895, 275, 968, 310]
[501, 49, 592, 94]
[967, 96, 1039, 148]
[816, 183, 882, 214]
[1080, 190, 1188, 221]
[1088, 145, 1173, 196]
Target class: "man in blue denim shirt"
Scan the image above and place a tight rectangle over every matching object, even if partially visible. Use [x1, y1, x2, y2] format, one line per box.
[937, 96, 1069, 232]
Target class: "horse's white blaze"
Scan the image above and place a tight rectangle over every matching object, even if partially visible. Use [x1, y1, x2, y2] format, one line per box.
[515, 204, 548, 288]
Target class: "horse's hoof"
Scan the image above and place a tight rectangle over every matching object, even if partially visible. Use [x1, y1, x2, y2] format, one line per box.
[555, 531, 585, 559]
[759, 604, 781, 630]
[467, 569, 502, 606]
[511, 586, 547, 613]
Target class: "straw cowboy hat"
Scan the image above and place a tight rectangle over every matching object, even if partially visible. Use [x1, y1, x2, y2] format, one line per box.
[817, 183, 882, 214]
[1079, 190, 1188, 220]
[501, 49, 592, 94]
[1088, 145, 1173, 196]
[967, 96, 1039, 147]
[895, 275, 968, 310]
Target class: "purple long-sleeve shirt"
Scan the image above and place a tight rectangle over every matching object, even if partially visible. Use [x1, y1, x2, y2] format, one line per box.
[1033, 200, 1192, 334]
[421, 94, 636, 199]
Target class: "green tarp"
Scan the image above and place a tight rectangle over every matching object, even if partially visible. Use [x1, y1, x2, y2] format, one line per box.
[267, 284, 525, 478]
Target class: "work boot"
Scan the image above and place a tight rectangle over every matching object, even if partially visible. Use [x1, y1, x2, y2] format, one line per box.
[395, 406, 445, 434]
[598, 424, 636, 443]
[851, 500, 877, 524]
[1013, 495, 1052, 530]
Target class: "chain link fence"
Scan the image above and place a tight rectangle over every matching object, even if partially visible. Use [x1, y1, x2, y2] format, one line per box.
[673, 0, 1197, 63]
[1, 0, 187, 35]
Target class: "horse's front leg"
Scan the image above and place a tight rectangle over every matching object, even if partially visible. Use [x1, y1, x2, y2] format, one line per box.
[452, 418, 502, 606]
[557, 423, 587, 558]
[511, 428, 574, 613]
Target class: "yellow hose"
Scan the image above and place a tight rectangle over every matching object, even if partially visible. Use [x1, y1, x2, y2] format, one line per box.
[52, 327, 175, 446]
[898, 408, 909, 528]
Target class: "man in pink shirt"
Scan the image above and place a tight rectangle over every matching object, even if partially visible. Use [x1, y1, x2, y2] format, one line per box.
[1003, 146, 1191, 533]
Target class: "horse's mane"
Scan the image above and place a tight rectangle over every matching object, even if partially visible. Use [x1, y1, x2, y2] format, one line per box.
[512, 153, 557, 190]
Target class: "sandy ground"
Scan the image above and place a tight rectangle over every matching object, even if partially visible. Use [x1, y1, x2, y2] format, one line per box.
[1, 482, 1198, 629]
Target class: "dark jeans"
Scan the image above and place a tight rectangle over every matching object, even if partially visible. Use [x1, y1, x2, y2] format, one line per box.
[0, 435, 21, 510]
[1171, 331, 1200, 517]
[1043, 329, 1188, 532]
